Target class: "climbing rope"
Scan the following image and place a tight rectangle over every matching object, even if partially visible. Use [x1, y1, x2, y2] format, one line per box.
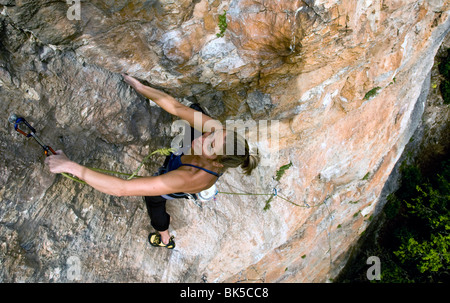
[217, 181, 327, 209]
[217, 186, 322, 209]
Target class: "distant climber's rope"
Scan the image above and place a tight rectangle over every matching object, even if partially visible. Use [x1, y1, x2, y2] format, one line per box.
[217, 182, 325, 209]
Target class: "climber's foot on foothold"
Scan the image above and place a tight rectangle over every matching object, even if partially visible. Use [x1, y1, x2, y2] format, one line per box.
[148, 232, 175, 249]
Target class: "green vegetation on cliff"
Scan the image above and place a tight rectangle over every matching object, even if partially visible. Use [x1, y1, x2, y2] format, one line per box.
[337, 157, 450, 283]
[439, 48, 450, 104]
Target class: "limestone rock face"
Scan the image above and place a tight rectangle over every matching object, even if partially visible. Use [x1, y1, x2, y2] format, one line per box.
[0, 0, 449, 282]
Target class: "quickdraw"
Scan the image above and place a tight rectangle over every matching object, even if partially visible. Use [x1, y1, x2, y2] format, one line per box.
[9, 114, 56, 156]
[272, 187, 278, 197]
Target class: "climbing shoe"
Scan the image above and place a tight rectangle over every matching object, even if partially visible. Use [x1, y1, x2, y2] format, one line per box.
[148, 232, 175, 249]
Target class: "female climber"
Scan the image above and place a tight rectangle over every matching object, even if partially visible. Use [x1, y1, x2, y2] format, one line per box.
[45, 74, 260, 249]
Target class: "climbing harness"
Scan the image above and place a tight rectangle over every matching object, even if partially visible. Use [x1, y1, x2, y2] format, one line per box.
[197, 184, 218, 202]
[9, 114, 56, 157]
[184, 183, 219, 209]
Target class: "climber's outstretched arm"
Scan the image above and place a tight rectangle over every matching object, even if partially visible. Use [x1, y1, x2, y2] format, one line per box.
[45, 150, 202, 197]
[122, 74, 222, 132]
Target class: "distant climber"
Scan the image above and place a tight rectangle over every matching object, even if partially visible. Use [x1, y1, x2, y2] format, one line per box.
[45, 74, 260, 249]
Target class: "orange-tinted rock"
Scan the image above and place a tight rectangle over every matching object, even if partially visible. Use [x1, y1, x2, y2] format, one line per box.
[0, 0, 449, 283]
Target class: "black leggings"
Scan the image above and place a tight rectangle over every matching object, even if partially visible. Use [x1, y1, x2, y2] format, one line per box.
[144, 195, 170, 231]
[144, 103, 207, 232]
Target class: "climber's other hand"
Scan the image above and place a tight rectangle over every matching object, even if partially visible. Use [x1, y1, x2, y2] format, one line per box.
[122, 74, 142, 90]
[45, 150, 74, 174]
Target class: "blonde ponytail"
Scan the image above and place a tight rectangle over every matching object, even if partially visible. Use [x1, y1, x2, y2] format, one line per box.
[241, 153, 260, 175]
[216, 129, 260, 175]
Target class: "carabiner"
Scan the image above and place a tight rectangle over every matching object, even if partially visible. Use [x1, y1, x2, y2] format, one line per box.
[9, 114, 36, 137]
[9, 114, 56, 156]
